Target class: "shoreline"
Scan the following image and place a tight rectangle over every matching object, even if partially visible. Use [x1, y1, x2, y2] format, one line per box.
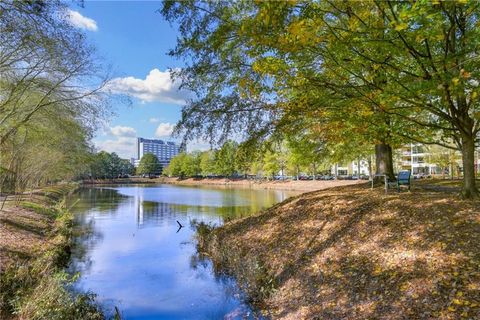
[0, 184, 104, 319]
[82, 177, 365, 192]
[198, 183, 480, 319]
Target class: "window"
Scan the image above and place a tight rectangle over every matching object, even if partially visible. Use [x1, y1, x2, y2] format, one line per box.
[413, 156, 424, 164]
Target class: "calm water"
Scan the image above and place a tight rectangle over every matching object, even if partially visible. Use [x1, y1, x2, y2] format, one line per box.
[69, 184, 297, 319]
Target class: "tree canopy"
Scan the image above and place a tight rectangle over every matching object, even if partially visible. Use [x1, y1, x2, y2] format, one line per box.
[137, 154, 162, 176]
[0, 1, 112, 194]
[161, 0, 480, 197]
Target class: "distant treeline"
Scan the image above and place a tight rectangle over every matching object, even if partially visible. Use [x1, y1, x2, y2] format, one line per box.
[86, 151, 135, 180]
[164, 140, 334, 179]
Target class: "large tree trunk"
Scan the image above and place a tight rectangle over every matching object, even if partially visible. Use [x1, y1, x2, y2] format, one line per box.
[375, 143, 395, 180]
[460, 134, 478, 198]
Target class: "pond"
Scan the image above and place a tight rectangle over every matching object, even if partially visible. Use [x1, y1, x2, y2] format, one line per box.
[68, 184, 298, 319]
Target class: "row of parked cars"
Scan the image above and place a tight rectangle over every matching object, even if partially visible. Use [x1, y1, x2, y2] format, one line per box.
[272, 174, 370, 181]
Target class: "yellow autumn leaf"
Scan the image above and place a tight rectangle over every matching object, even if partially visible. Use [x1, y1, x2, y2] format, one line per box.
[395, 22, 408, 31]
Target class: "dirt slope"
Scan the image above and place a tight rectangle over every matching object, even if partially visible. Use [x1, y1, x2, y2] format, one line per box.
[204, 184, 480, 319]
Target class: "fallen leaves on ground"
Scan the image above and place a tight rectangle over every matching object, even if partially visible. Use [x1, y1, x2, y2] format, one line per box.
[209, 183, 480, 319]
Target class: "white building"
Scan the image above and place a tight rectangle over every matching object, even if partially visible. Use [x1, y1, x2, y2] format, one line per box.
[133, 138, 181, 168]
[397, 144, 439, 174]
[331, 160, 371, 176]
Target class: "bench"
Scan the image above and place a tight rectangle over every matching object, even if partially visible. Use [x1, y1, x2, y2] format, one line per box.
[395, 170, 411, 191]
[372, 172, 411, 193]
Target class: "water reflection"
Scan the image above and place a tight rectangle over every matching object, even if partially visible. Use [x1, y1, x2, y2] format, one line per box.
[69, 185, 297, 319]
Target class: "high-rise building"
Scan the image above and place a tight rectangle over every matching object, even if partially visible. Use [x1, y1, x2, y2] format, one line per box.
[134, 138, 181, 168]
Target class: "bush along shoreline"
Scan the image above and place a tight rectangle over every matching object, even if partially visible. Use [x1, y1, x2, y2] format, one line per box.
[196, 184, 480, 319]
[0, 184, 105, 320]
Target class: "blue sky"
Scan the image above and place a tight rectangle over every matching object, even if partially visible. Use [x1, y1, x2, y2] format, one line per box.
[67, 1, 202, 158]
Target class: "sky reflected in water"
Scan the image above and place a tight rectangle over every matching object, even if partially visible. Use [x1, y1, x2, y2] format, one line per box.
[69, 184, 297, 320]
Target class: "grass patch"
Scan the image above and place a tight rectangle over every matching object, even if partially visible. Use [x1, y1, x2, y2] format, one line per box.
[0, 184, 105, 319]
[19, 201, 57, 218]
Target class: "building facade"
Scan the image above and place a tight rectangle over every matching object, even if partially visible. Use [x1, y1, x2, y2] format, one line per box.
[332, 160, 371, 176]
[397, 144, 440, 175]
[330, 143, 474, 177]
[134, 138, 181, 168]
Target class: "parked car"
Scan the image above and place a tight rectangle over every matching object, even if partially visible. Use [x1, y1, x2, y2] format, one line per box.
[413, 173, 431, 179]
[319, 175, 335, 180]
[298, 175, 313, 180]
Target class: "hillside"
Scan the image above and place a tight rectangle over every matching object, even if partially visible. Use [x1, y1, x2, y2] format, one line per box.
[200, 184, 480, 319]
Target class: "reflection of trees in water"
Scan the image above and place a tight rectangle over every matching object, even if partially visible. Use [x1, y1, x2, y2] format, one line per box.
[211, 188, 292, 215]
[69, 187, 128, 214]
[67, 188, 127, 276]
[135, 199, 278, 228]
[68, 217, 104, 276]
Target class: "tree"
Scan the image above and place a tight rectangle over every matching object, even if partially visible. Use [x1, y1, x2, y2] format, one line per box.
[429, 145, 462, 180]
[215, 140, 238, 177]
[181, 151, 201, 177]
[162, 1, 480, 197]
[297, 1, 480, 197]
[0, 1, 110, 146]
[165, 153, 186, 177]
[137, 154, 162, 177]
[88, 152, 134, 179]
[160, 1, 404, 184]
[1, 107, 94, 197]
[0, 1, 112, 197]
[199, 150, 216, 176]
[263, 150, 280, 180]
[119, 159, 135, 177]
[90, 151, 111, 179]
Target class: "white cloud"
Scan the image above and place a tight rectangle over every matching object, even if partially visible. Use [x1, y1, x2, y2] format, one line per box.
[109, 125, 136, 137]
[95, 137, 136, 159]
[107, 69, 187, 104]
[187, 138, 211, 152]
[155, 123, 175, 137]
[149, 117, 160, 123]
[66, 9, 98, 31]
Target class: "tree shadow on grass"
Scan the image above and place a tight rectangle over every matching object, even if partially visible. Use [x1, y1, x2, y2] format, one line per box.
[0, 217, 46, 236]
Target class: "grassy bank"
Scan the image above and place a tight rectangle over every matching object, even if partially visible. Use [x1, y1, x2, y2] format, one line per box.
[198, 183, 480, 319]
[0, 185, 104, 320]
